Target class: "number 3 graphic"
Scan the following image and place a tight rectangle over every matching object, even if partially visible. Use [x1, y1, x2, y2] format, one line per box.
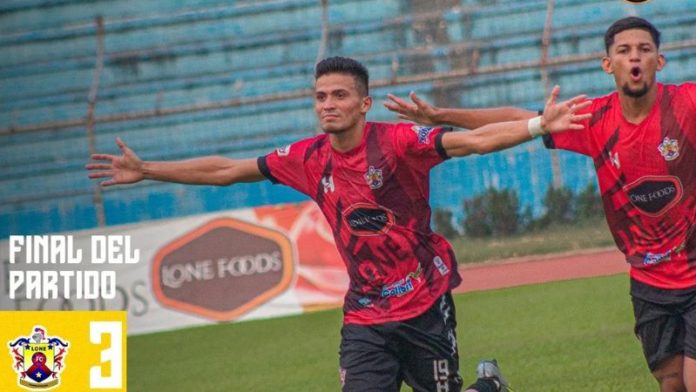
[90, 321, 123, 388]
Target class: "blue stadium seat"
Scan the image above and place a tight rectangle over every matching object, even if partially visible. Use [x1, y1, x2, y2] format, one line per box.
[2, 0, 696, 236]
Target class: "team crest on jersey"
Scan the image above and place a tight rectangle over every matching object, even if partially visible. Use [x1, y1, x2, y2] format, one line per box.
[412, 126, 434, 144]
[657, 137, 679, 161]
[364, 166, 383, 190]
[276, 144, 291, 157]
[8, 327, 69, 390]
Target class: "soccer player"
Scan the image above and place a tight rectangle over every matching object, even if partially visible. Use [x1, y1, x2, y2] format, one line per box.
[384, 17, 696, 392]
[87, 56, 588, 392]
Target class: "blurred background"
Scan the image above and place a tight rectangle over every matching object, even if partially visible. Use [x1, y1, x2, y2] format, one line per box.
[2, 0, 696, 237]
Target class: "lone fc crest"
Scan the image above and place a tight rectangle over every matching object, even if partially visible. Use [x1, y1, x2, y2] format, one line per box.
[8, 326, 69, 390]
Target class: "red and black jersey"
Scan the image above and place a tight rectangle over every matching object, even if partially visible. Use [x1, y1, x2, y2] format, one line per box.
[258, 122, 462, 325]
[544, 83, 696, 289]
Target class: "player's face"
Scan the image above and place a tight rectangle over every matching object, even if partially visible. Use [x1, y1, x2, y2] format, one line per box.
[314, 73, 372, 134]
[602, 29, 665, 98]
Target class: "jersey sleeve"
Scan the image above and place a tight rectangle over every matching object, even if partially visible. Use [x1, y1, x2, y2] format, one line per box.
[682, 82, 696, 111]
[542, 98, 598, 157]
[392, 123, 451, 171]
[257, 139, 313, 196]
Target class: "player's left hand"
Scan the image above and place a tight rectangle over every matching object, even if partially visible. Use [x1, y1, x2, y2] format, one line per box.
[384, 91, 440, 125]
[541, 85, 592, 133]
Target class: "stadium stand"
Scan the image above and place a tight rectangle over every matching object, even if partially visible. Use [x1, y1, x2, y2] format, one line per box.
[2, 0, 696, 235]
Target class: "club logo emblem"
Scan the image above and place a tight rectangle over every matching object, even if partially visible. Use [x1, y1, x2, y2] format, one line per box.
[8, 327, 69, 390]
[657, 137, 679, 161]
[364, 166, 383, 190]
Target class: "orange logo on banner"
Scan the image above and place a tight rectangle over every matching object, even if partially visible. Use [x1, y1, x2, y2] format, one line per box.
[151, 218, 294, 321]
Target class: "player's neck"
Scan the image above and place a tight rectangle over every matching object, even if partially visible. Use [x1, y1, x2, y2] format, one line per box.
[329, 120, 367, 153]
[619, 87, 658, 125]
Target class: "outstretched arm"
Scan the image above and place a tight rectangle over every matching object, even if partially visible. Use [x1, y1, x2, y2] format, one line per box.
[86, 138, 265, 187]
[442, 86, 590, 157]
[384, 91, 537, 128]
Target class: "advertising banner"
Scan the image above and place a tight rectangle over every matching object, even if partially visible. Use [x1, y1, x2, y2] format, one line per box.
[1, 202, 348, 335]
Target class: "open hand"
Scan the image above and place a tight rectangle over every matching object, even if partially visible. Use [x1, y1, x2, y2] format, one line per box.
[542, 85, 592, 133]
[384, 91, 440, 125]
[86, 138, 144, 186]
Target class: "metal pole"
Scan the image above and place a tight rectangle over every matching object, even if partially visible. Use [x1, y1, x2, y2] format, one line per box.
[86, 16, 106, 226]
[316, 0, 329, 65]
[540, 0, 563, 190]
[315, 0, 330, 134]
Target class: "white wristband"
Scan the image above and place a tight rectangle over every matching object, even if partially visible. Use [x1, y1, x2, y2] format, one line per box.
[527, 116, 545, 137]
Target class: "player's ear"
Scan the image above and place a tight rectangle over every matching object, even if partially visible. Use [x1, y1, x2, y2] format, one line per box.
[601, 56, 613, 75]
[656, 53, 666, 72]
[361, 95, 373, 114]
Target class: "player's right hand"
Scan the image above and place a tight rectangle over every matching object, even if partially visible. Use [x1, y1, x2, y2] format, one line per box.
[86, 138, 145, 187]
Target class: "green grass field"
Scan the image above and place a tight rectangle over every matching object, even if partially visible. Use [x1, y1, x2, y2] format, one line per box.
[129, 274, 655, 391]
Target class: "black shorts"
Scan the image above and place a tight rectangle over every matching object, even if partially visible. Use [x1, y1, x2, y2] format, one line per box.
[339, 292, 463, 392]
[631, 278, 696, 372]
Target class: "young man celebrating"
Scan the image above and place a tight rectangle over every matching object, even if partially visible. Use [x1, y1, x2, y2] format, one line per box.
[385, 17, 696, 392]
[87, 56, 588, 392]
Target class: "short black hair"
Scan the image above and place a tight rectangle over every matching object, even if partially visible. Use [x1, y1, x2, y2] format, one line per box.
[315, 56, 369, 96]
[604, 17, 661, 53]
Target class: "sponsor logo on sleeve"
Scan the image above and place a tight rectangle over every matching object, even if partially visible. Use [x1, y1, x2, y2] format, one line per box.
[8, 327, 68, 390]
[624, 175, 683, 216]
[276, 144, 291, 157]
[343, 203, 395, 236]
[412, 126, 434, 144]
